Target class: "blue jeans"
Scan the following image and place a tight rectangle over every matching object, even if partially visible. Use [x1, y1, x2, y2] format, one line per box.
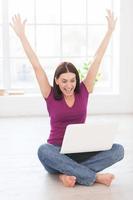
[37, 143, 124, 186]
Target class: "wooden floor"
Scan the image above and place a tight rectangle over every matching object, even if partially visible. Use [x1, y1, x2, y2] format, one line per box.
[0, 115, 133, 200]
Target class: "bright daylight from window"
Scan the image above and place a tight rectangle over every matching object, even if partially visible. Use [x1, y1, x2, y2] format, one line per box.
[0, 0, 120, 95]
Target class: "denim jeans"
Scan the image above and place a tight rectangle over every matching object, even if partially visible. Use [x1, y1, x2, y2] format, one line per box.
[37, 143, 124, 186]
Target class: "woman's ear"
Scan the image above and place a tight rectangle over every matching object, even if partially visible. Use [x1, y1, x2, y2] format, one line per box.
[55, 77, 59, 85]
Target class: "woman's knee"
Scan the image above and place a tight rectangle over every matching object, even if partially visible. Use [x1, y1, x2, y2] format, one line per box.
[111, 143, 124, 162]
[37, 143, 50, 161]
[37, 143, 60, 161]
[37, 144, 59, 174]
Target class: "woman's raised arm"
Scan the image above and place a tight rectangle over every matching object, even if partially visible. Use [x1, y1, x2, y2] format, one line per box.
[83, 10, 117, 93]
[10, 14, 51, 98]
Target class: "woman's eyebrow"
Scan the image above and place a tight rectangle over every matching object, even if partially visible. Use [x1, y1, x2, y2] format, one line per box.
[62, 77, 76, 81]
[71, 77, 76, 80]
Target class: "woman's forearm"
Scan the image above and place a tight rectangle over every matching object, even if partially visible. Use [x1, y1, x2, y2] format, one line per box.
[19, 33, 42, 71]
[87, 30, 113, 81]
[94, 30, 113, 64]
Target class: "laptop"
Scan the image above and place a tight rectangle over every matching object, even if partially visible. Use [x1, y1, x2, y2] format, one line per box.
[60, 122, 118, 154]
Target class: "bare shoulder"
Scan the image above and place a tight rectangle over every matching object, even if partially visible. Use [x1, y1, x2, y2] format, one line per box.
[82, 80, 93, 93]
[43, 86, 52, 99]
[35, 67, 52, 98]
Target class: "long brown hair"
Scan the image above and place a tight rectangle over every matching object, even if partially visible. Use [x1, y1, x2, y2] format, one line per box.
[53, 62, 80, 100]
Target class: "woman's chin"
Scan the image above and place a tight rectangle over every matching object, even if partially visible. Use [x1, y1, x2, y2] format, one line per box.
[63, 92, 74, 97]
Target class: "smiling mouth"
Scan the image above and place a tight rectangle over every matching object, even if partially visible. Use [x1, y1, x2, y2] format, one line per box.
[64, 88, 73, 93]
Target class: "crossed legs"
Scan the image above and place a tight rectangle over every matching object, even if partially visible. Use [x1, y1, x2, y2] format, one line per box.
[38, 143, 124, 187]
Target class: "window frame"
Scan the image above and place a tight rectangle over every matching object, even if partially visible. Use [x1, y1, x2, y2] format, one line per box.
[0, 0, 120, 95]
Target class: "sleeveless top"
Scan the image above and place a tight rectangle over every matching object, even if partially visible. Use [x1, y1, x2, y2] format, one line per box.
[45, 82, 89, 146]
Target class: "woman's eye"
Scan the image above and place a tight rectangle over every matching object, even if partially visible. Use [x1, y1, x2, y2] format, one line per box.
[62, 80, 67, 83]
[62, 79, 75, 83]
[71, 79, 76, 82]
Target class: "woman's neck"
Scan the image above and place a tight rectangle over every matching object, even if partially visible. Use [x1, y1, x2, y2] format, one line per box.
[64, 94, 74, 100]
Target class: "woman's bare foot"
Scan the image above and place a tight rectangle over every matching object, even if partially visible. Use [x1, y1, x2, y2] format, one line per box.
[59, 174, 76, 187]
[95, 173, 115, 186]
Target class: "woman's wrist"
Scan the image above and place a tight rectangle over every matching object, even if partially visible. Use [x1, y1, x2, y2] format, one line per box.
[107, 28, 114, 34]
[106, 29, 114, 38]
[19, 32, 26, 41]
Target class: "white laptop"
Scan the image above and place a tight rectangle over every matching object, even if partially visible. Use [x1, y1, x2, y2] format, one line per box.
[60, 122, 118, 154]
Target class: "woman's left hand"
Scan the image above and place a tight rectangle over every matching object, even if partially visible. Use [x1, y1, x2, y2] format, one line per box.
[106, 9, 117, 32]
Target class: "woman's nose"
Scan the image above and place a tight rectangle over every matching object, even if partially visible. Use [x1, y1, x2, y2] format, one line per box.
[66, 83, 72, 88]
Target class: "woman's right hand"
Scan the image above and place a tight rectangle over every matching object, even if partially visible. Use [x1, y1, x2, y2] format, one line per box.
[10, 14, 27, 38]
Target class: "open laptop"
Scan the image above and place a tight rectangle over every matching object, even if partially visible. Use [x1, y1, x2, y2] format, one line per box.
[60, 122, 118, 154]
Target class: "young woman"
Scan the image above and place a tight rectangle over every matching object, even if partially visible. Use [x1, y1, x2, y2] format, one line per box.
[11, 10, 124, 187]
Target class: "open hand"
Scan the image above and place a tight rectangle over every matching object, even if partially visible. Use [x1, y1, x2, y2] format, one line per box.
[106, 9, 117, 32]
[10, 14, 27, 38]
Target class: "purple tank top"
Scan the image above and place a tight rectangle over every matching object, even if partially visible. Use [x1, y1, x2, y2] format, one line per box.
[45, 82, 89, 146]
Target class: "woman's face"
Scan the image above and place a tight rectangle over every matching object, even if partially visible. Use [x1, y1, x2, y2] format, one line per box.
[55, 72, 77, 97]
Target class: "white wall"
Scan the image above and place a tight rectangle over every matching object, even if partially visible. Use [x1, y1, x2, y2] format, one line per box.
[89, 0, 133, 114]
[0, 0, 133, 116]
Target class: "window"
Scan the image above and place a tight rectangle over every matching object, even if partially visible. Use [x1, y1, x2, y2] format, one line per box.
[0, 0, 120, 94]
[0, 0, 3, 88]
